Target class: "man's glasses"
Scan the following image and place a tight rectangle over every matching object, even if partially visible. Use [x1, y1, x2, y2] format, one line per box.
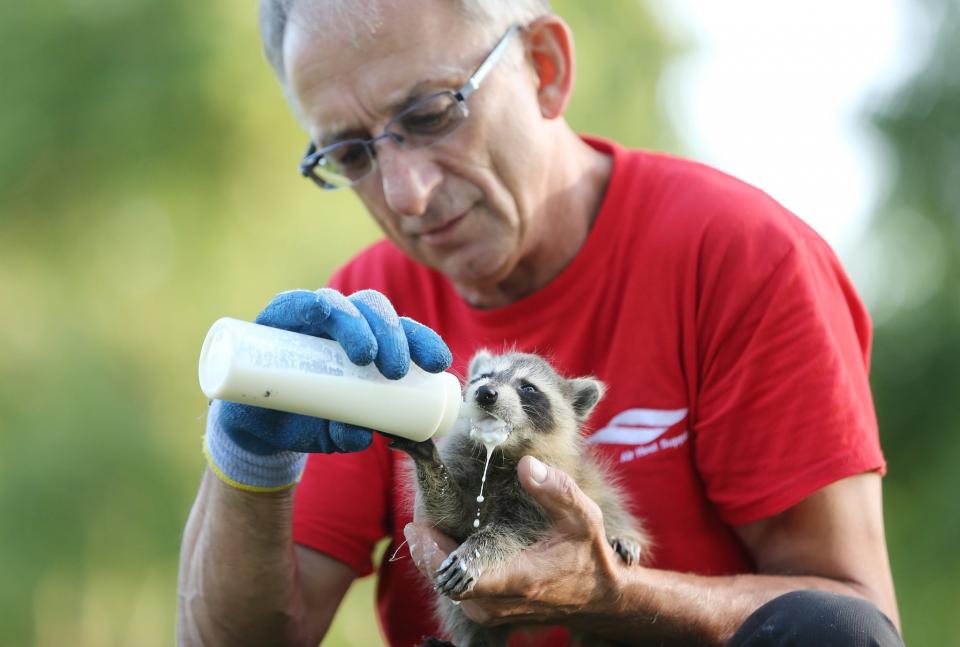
[299, 24, 521, 191]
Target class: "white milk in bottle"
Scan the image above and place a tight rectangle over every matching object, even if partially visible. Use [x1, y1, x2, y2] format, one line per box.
[198, 317, 462, 442]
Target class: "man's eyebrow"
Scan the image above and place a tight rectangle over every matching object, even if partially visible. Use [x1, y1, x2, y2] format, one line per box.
[320, 127, 369, 148]
[382, 78, 456, 114]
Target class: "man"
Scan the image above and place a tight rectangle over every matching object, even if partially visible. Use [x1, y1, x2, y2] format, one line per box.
[178, 1, 904, 645]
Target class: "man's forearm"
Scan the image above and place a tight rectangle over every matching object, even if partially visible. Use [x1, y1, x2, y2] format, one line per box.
[177, 469, 313, 647]
[576, 568, 891, 646]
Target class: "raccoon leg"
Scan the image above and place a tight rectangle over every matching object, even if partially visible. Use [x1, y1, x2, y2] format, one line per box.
[434, 523, 530, 597]
[387, 437, 467, 535]
[385, 435, 439, 463]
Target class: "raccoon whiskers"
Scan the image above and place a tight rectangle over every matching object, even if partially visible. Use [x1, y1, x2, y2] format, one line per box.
[388, 538, 409, 562]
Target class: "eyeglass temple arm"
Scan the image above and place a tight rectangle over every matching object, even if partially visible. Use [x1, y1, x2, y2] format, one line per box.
[459, 23, 521, 100]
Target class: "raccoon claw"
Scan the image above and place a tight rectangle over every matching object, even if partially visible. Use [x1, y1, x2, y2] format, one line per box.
[610, 537, 642, 566]
[437, 552, 458, 575]
[435, 553, 477, 597]
[437, 571, 475, 597]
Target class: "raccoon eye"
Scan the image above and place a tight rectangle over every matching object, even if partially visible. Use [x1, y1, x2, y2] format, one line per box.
[519, 382, 539, 393]
[469, 372, 493, 384]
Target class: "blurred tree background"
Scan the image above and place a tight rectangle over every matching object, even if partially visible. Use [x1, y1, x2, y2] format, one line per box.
[0, 0, 955, 645]
[857, 0, 960, 643]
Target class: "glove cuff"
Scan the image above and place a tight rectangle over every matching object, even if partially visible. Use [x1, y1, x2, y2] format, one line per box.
[203, 406, 307, 493]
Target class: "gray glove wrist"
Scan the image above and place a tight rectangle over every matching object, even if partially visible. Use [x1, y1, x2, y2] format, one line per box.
[203, 401, 307, 492]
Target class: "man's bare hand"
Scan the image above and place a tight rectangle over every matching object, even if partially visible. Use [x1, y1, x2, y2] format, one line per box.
[403, 455, 631, 626]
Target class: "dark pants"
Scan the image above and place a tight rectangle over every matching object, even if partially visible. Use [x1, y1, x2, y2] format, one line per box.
[726, 590, 904, 647]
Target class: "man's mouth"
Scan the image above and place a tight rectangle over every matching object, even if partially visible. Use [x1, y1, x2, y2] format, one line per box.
[418, 210, 469, 243]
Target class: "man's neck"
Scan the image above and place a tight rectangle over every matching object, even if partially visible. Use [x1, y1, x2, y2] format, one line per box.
[453, 130, 613, 309]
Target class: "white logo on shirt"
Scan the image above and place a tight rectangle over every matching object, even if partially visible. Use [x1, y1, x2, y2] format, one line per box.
[587, 408, 689, 463]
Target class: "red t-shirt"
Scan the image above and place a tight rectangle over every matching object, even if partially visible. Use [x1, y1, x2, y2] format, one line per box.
[292, 138, 885, 646]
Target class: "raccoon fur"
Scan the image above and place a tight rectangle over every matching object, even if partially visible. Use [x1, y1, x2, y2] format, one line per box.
[389, 349, 649, 647]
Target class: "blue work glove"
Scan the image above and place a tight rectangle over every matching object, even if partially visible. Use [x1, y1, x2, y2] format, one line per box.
[203, 288, 452, 492]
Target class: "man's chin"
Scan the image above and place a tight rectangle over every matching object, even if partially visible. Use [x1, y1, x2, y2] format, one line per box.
[402, 238, 514, 289]
[444, 251, 512, 285]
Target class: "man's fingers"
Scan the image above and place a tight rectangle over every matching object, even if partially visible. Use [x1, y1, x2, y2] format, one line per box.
[517, 455, 603, 536]
[349, 289, 409, 379]
[257, 289, 448, 381]
[215, 400, 286, 454]
[401, 317, 453, 373]
[256, 288, 380, 366]
[328, 421, 374, 452]
[255, 289, 333, 334]
[312, 288, 379, 365]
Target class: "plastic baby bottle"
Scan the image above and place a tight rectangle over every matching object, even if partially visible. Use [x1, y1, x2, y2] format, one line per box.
[198, 317, 462, 442]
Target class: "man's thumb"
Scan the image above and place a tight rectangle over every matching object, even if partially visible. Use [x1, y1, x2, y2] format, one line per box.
[517, 455, 601, 535]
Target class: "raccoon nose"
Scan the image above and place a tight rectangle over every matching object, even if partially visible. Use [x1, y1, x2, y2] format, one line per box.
[475, 385, 498, 406]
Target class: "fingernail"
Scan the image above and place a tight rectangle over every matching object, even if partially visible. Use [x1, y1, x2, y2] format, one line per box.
[528, 456, 548, 484]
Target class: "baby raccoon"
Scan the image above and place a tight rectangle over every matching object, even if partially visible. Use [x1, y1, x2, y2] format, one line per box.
[390, 349, 648, 647]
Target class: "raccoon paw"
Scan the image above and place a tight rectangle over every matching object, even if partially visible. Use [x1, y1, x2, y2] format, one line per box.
[384, 435, 437, 462]
[435, 547, 483, 598]
[609, 536, 642, 566]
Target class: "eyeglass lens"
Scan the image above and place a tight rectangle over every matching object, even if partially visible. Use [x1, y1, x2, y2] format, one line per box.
[386, 91, 469, 147]
[309, 91, 468, 189]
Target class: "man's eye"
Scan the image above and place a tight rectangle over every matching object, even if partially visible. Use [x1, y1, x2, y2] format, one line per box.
[401, 106, 455, 134]
[330, 145, 368, 170]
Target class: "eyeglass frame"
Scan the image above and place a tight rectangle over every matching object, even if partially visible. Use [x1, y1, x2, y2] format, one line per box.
[298, 23, 522, 190]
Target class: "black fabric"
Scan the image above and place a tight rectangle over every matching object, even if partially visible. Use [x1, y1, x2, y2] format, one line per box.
[417, 639, 456, 647]
[727, 590, 904, 647]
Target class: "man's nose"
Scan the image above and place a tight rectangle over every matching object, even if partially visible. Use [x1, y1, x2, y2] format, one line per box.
[376, 145, 442, 217]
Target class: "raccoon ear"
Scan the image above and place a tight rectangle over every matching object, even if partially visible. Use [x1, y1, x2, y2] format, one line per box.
[468, 349, 495, 379]
[569, 378, 606, 420]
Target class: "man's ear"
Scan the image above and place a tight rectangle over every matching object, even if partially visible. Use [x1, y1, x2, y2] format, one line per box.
[568, 377, 605, 421]
[523, 15, 576, 119]
[468, 349, 494, 379]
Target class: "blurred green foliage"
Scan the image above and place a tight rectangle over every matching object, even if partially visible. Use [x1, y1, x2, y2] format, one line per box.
[859, 1, 960, 643]
[2, 0, 957, 644]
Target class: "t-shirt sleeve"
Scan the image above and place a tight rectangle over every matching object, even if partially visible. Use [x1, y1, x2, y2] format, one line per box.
[292, 433, 393, 576]
[693, 224, 885, 527]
